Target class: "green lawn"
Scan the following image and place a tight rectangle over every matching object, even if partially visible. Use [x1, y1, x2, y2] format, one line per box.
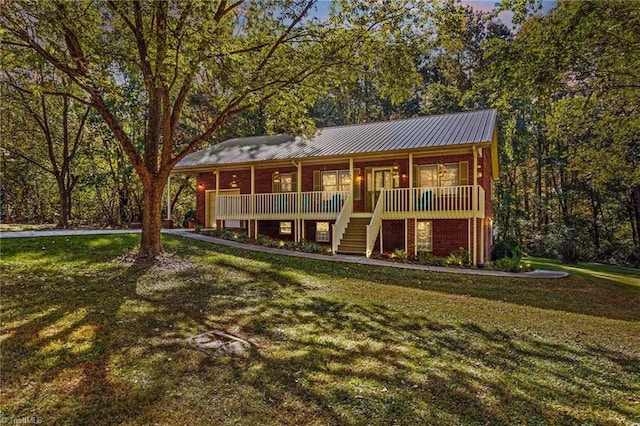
[1, 234, 639, 425]
[527, 256, 640, 290]
[0, 223, 57, 232]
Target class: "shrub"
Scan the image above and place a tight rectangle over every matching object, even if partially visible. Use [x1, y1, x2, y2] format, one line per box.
[417, 250, 433, 264]
[182, 210, 196, 228]
[445, 252, 465, 267]
[417, 251, 446, 266]
[560, 239, 579, 264]
[451, 247, 471, 265]
[302, 243, 322, 253]
[492, 239, 522, 261]
[393, 248, 407, 261]
[493, 257, 530, 273]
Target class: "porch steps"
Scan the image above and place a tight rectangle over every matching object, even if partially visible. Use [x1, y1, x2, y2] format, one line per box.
[337, 217, 369, 254]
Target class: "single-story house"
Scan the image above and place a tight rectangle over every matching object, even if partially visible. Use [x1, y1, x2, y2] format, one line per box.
[172, 108, 498, 264]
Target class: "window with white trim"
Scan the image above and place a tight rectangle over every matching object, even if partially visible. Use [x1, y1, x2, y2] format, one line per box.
[322, 170, 351, 192]
[279, 221, 292, 235]
[316, 222, 330, 242]
[418, 162, 464, 187]
[417, 221, 433, 252]
[280, 173, 293, 192]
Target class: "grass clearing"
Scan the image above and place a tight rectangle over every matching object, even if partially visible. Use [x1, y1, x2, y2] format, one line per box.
[527, 256, 640, 290]
[1, 234, 639, 425]
[0, 223, 57, 232]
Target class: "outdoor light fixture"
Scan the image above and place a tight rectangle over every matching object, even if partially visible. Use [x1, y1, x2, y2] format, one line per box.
[477, 164, 482, 178]
[230, 174, 238, 188]
[273, 171, 281, 183]
[198, 182, 205, 190]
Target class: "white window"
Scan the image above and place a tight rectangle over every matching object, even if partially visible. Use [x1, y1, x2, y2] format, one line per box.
[279, 221, 292, 235]
[280, 173, 293, 192]
[439, 163, 458, 187]
[322, 170, 351, 192]
[322, 171, 337, 192]
[419, 163, 460, 187]
[417, 221, 433, 252]
[316, 222, 330, 242]
[419, 165, 438, 187]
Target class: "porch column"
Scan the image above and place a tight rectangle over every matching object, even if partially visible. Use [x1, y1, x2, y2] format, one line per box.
[481, 218, 485, 264]
[251, 166, 255, 237]
[296, 161, 302, 242]
[408, 153, 413, 212]
[349, 158, 354, 200]
[215, 170, 220, 229]
[472, 147, 478, 265]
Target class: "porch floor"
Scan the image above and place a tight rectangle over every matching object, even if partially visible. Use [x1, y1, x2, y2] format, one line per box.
[165, 229, 568, 279]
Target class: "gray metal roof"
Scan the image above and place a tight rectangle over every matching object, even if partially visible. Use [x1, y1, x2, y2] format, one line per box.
[174, 109, 496, 170]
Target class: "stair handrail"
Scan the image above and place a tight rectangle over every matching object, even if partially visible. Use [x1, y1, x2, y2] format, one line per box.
[331, 191, 353, 254]
[365, 190, 386, 258]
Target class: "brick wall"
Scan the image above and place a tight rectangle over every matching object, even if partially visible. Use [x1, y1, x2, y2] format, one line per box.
[381, 220, 406, 252]
[195, 172, 217, 225]
[258, 220, 295, 241]
[433, 219, 468, 257]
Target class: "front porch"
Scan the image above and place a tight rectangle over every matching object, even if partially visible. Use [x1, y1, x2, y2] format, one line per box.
[211, 185, 486, 260]
[213, 186, 485, 222]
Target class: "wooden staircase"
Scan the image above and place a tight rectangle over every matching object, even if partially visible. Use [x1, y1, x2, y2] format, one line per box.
[337, 217, 369, 254]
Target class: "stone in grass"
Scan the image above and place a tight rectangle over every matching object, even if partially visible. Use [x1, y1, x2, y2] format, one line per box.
[189, 330, 254, 357]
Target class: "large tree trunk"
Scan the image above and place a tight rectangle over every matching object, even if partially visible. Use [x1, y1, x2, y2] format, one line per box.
[138, 179, 165, 260]
[56, 180, 70, 229]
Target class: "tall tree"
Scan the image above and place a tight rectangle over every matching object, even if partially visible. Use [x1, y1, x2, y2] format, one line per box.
[1, 59, 90, 228]
[479, 0, 640, 263]
[1, 0, 429, 259]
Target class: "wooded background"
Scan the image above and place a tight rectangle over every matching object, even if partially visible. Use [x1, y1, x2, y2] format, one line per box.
[1, 0, 638, 266]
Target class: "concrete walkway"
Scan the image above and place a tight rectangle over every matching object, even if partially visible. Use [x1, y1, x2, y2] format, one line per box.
[0, 228, 568, 278]
[165, 229, 568, 279]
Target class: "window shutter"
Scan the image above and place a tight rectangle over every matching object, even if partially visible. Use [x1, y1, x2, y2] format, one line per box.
[458, 161, 469, 186]
[353, 168, 361, 200]
[272, 172, 280, 193]
[413, 165, 420, 187]
[313, 170, 321, 191]
[291, 172, 298, 192]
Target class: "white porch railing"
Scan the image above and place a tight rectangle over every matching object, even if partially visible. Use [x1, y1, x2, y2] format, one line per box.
[365, 192, 385, 258]
[215, 190, 349, 220]
[331, 192, 353, 254]
[364, 185, 485, 257]
[382, 185, 475, 214]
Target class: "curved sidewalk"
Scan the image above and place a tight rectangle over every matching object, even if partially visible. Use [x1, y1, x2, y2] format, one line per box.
[0, 228, 567, 278]
[165, 229, 568, 279]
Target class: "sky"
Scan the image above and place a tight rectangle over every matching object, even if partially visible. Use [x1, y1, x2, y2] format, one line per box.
[312, 0, 557, 29]
[461, 0, 556, 27]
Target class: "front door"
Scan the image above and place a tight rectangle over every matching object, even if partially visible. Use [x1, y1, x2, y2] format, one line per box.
[366, 168, 392, 212]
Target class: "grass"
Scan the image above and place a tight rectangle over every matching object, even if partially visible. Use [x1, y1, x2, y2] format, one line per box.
[1, 234, 639, 425]
[0, 223, 58, 232]
[527, 256, 640, 290]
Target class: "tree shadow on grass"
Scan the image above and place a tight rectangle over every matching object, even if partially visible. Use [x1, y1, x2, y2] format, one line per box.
[2, 236, 639, 425]
[228, 294, 640, 425]
[190, 238, 640, 323]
